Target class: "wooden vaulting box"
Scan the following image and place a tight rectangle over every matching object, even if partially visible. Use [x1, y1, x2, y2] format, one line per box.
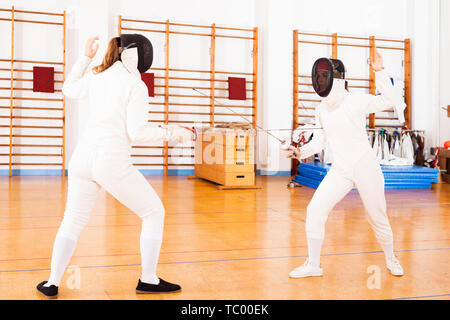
[439, 148, 450, 183]
[195, 128, 256, 187]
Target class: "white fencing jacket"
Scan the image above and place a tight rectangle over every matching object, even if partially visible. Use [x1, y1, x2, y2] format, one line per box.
[299, 70, 397, 170]
[63, 55, 181, 152]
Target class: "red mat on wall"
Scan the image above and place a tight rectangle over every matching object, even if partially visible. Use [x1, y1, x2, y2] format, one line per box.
[228, 77, 246, 100]
[33, 66, 54, 93]
[141, 73, 155, 97]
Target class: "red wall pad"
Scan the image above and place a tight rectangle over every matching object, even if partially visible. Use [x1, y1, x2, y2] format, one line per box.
[228, 77, 246, 100]
[33, 66, 54, 93]
[141, 73, 155, 97]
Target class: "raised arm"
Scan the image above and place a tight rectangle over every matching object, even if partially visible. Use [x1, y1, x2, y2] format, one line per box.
[364, 69, 397, 114]
[364, 48, 396, 114]
[62, 36, 99, 99]
[126, 82, 193, 144]
[62, 56, 92, 99]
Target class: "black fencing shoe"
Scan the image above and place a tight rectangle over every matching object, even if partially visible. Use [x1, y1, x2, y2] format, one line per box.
[36, 281, 58, 299]
[136, 278, 181, 294]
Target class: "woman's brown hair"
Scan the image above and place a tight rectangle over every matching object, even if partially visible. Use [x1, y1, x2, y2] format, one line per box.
[92, 37, 120, 74]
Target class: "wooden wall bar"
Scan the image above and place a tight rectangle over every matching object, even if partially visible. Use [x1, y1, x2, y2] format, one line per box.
[292, 30, 299, 130]
[369, 36, 376, 128]
[119, 17, 258, 174]
[0, 6, 66, 176]
[293, 30, 411, 130]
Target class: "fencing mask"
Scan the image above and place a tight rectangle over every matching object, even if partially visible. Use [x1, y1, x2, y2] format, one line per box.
[119, 33, 153, 75]
[311, 58, 346, 97]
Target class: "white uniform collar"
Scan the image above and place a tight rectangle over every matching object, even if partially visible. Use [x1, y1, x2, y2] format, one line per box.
[322, 79, 347, 108]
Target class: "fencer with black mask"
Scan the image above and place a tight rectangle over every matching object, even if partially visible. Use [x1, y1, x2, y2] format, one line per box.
[37, 34, 192, 298]
[286, 50, 404, 278]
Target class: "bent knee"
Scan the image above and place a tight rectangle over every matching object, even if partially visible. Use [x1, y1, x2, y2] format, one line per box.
[58, 214, 89, 240]
[306, 199, 330, 218]
[305, 201, 329, 236]
[140, 200, 165, 220]
[141, 206, 165, 239]
[372, 222, 393, 244]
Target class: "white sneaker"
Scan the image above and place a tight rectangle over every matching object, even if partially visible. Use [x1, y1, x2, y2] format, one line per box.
[386, 257, 404, 276]
[289, 259, 323, 278]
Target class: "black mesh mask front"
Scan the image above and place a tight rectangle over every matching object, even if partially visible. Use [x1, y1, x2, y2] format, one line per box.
[311, 58, 346, 97]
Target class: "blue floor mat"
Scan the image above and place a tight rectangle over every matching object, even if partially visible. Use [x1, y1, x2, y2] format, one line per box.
[295, 162, 439, 190]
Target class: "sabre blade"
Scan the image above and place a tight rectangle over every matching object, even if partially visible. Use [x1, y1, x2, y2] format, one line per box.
[192, 88, 286, 144]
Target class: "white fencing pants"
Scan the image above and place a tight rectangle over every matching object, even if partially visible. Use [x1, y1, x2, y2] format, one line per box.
[305, 151, 394, 245]
[59, 144, 165, 239]
[48, 143, 164, 286]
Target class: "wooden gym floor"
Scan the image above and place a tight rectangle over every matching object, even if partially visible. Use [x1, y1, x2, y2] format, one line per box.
[0, 175, 449, 300]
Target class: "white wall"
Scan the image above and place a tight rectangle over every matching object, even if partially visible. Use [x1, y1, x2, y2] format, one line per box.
[407, 0, 441, 150]
[110, 0, 258, 169]
[72, 0, 259, 171]
[112, 0, 256, 28]
[255, 0, 294, 175]
[0, 0, 445, 173]
[293, 0, 408, 36]
[257, 0, 443, 173]
[439, 0, 450, 146]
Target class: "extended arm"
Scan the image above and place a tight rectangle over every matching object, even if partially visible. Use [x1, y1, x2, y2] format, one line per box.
[297, 109, 326, 159]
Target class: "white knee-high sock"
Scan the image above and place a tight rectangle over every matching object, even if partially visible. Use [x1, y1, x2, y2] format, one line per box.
[307, 237, 323, 267]
[381, 242, 395, 261]
[139, 206, 165, 285]
[140, 234, 162, 285]
[45, 234, 77, 287]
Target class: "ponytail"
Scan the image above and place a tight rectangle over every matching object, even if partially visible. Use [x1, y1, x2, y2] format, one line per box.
[92, 37, 120, 74]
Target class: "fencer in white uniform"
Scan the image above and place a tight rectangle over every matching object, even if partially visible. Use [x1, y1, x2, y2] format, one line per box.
[287, 50, 404, 278]
[37, 35, 192, 298]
